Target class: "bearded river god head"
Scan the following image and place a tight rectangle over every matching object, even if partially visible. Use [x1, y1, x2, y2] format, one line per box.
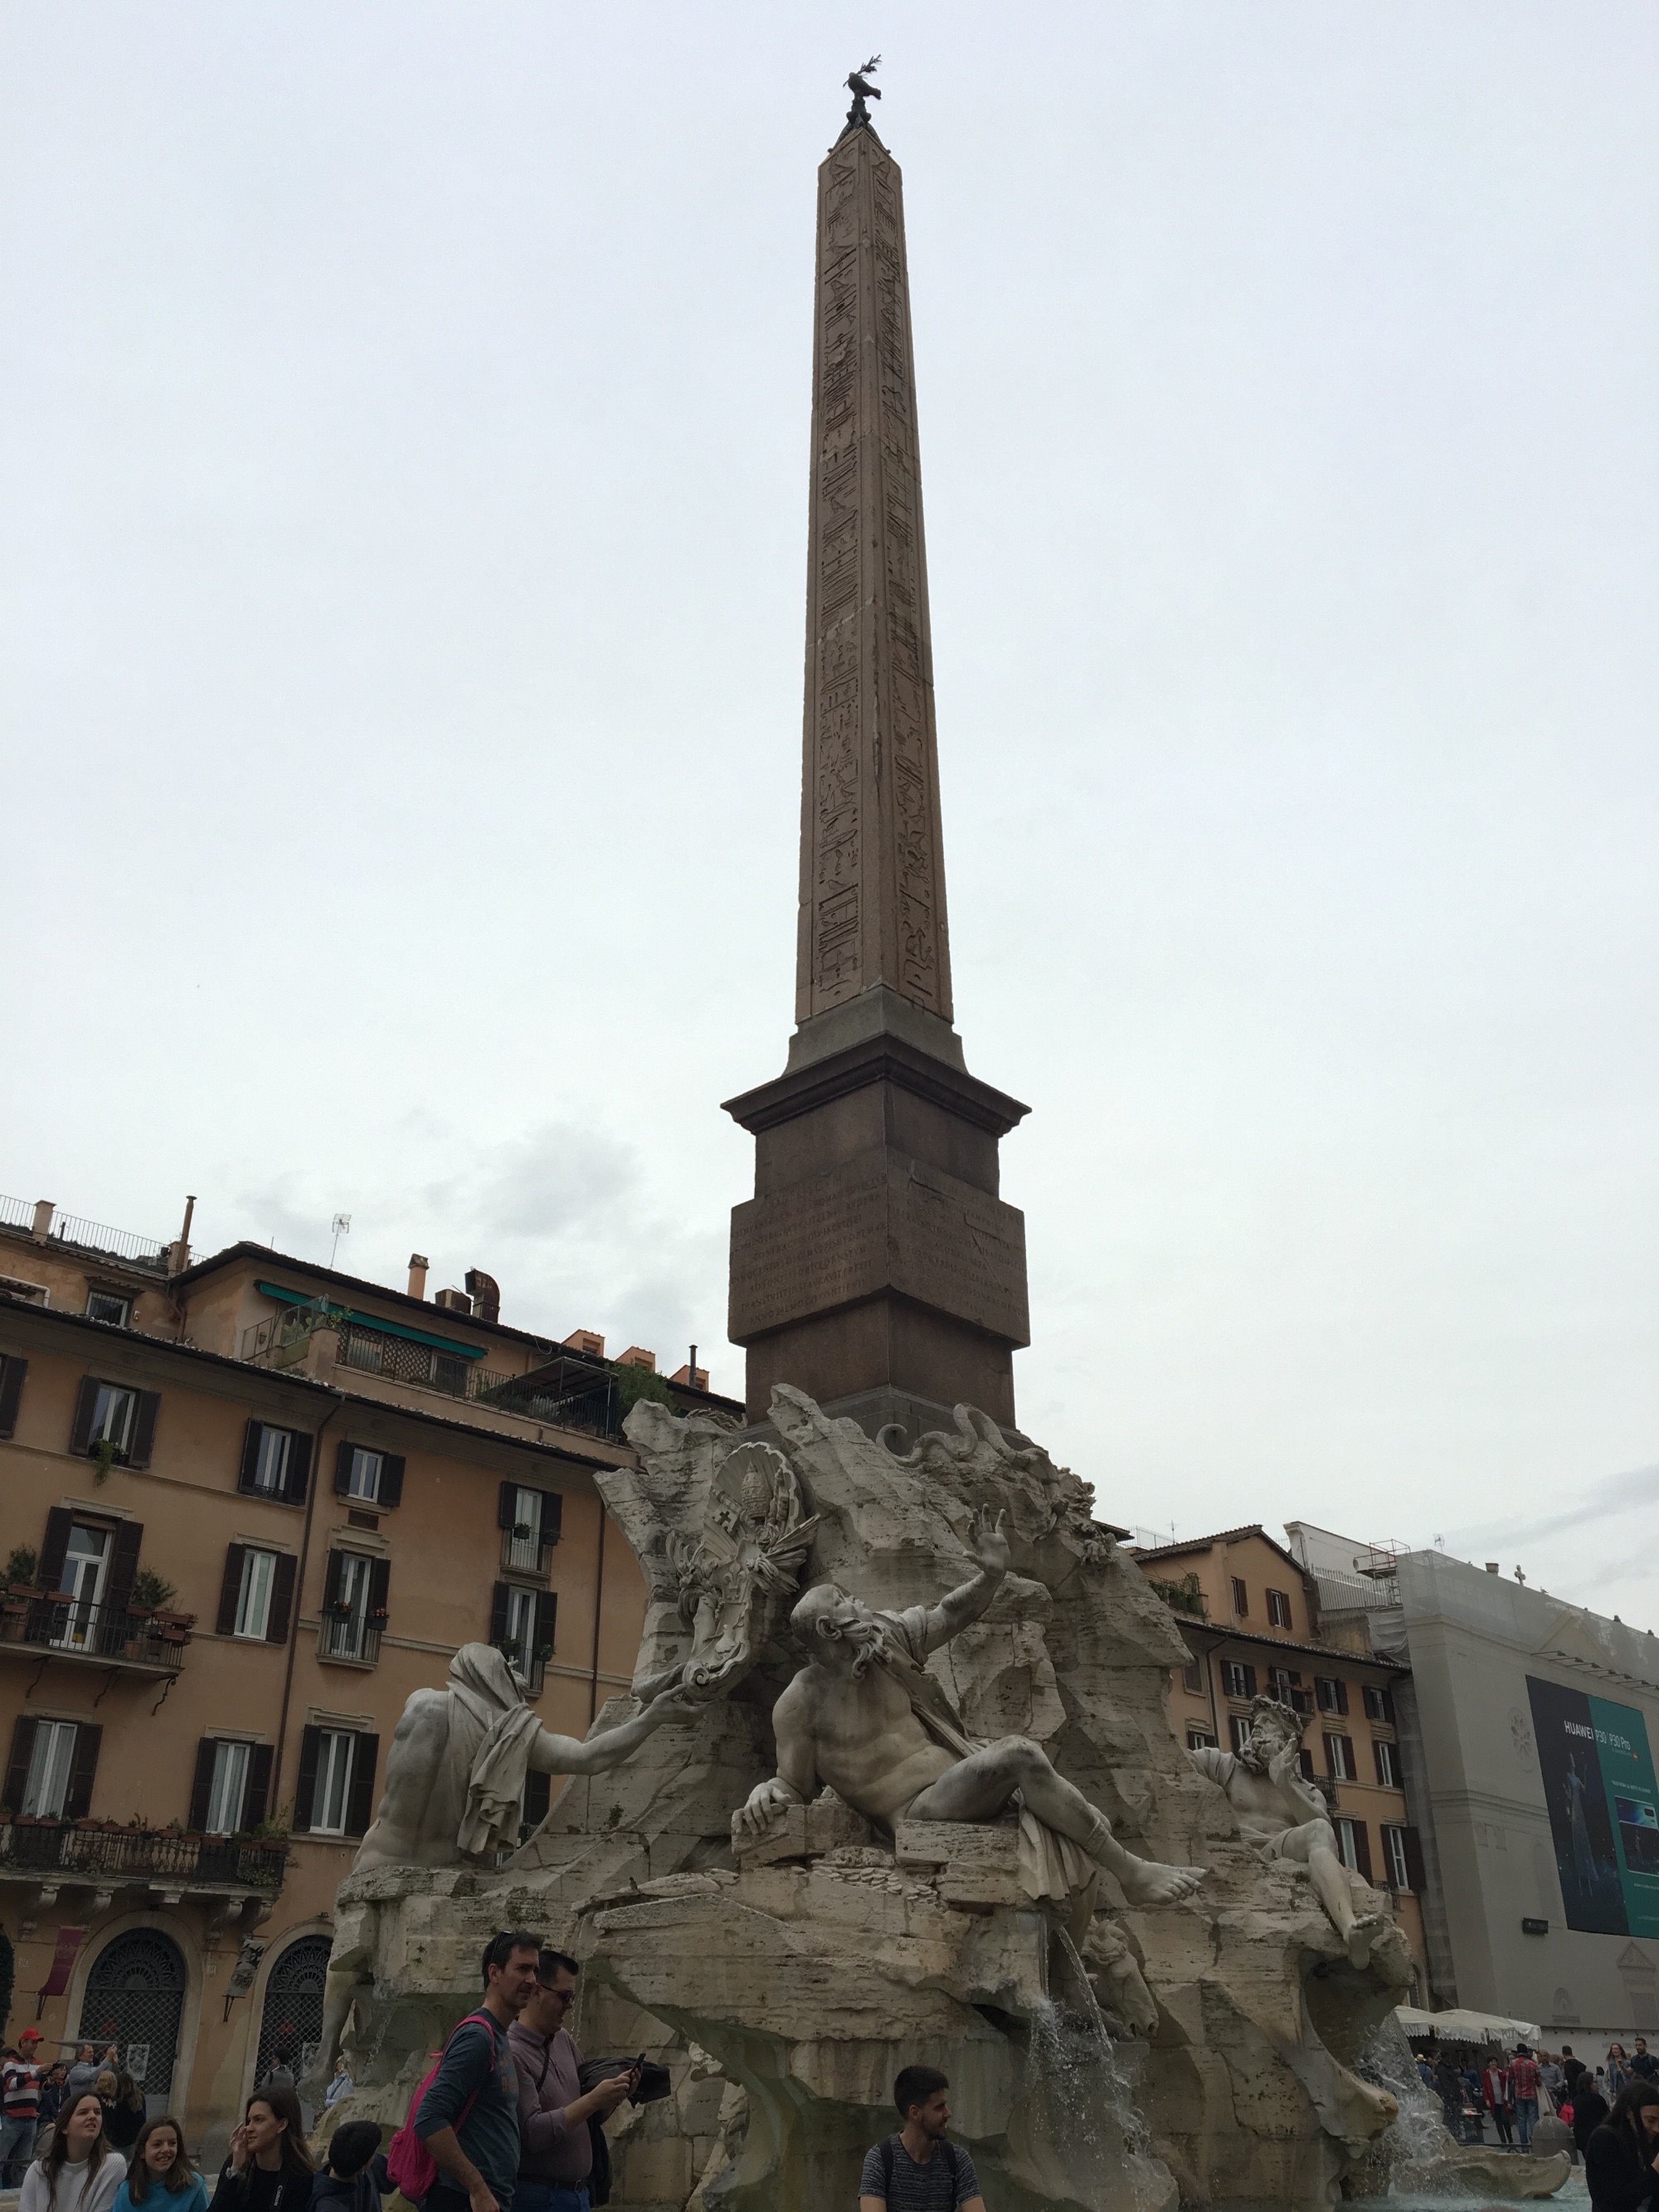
[1238, 1694, 1306, 1775]
[791, 1583, 886, 1677]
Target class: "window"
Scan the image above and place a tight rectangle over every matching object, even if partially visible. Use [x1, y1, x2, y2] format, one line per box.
[1230, 1577, 1248, 1616]
[294, 1725, 378, 1837]
[1333, 1816, 1368, 1874]
[1325, 1732, 1357, 1781]
[1267, 1665, 1301, 1699]
[205, 1741, 250, 1834]
[215, 1545, 294, 1644]
[498, 1484, 563, 1574]
[1221, 1660, 1257, 1701]
[69, 1376, 158, 1469]
[85, 1290, 132, 1328]
[332, 1443, 405, 1509]
[1363, 1685, 1394, 1724]
[1181, 1657, 1204, 1694]
[490, 1583, 557, 1693]
[321, 1551, 388, 1664]
[1316, 1676, 1348, 1716]
[1266, 1588, 1292, 1630]
[3, 1716, 100, 1820]
[0, 1353, 26, 1439]
[52, 1523, 110, 1649]
[238, 1420, 311, 1506]
[1382, 1825, 1412, 1891]
[309, 1731, 357, 1834]
[1188, 1728, 1218, 1751]
[1374, 1738, 1402, 1788]
[1228, 1715, 1251, 1754]
[1297, 1749, 1316, 1781]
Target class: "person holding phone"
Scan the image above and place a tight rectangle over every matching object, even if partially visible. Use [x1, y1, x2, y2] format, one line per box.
[508, 1951, 638, 2212]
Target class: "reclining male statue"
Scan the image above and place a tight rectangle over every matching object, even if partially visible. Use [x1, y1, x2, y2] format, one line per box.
[734, 1510, 1206, 1906]
[1190, 1693, 1389, 1969]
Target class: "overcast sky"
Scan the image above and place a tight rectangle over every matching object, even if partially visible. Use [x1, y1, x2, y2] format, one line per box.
[3, 5, 1655, 1619]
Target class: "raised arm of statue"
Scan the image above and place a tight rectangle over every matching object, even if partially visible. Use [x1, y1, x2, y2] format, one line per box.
[530, 1685, 688, 1776]
[916, 1508, 1010, 1653]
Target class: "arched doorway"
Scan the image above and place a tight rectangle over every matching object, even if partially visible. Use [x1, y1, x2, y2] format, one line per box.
[255, 1936, 332, 2087]
[78, 1930, 187, 2108]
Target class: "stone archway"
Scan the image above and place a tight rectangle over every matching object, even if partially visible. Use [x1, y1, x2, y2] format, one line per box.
[255, 1935, 333, 2086]
[78, 1929, 187, 2107]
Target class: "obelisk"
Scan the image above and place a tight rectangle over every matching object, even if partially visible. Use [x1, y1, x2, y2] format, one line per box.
[724, 105, 1031, 1441]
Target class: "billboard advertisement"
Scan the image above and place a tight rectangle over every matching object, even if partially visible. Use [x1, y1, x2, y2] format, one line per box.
[1528, 1675, 1659, 1938]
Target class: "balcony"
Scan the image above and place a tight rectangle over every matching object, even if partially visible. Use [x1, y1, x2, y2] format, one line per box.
[0, 1594, 192, 1676]
[0, 1818, 286, 1925]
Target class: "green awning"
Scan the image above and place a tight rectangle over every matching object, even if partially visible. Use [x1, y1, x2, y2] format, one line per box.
[255, 1280, 486, 1360]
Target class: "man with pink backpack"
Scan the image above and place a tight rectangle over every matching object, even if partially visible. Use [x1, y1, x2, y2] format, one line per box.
[389, 1930, 542, 2212]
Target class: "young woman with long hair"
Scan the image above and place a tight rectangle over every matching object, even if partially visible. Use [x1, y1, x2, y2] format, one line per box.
[1585, 2081, 1659, 2212]
[113, 2117, 207, 2212]
[19, 2092, 128, 2212]
[207, 2087, 314, 2212]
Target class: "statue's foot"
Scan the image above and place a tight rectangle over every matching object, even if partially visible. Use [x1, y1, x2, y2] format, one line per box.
[1116, 1856, 1206, 1905]
[1345, 1911, 1386, 1970]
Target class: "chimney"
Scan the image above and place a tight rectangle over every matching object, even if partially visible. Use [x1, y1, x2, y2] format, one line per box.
[407, 1254, 430, 1300]
[434, 1288, 471, 1313]
[465, 1268, 501, 1324]
[1486, 1562, 1501, 1575]
[31, 1199, 54, 1242]
[168, 1194, 197, 1276]
[616, 1346, 656, 1372]
[562, 1328, 605, 1358]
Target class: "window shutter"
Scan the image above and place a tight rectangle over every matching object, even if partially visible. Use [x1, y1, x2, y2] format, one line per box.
[0, 1354, 26, 1438]
[1403, 1826, 1427, 1894]
[1350, 1819, 1373, 1882]
[216, 1547, 246, 1636]
[333, 1440, 355, 1498]
[1242, 1664, 1258, 1699]
[489, 1582, 509, 1644]
[238, 1421, 263, 1495]
[66, 1724, 102, 1820]
[268, 1554, 296, 1644]
[69, 1376, 100, 1456]
[523, 1770, 551, 1830]
[379, 1456, 405, 1508]
[105, 1522, 143, 1617]
[128, 1391, 159, 1469]
[1334, 1678, 1350, 1717]
[322, 1552, 344, 1610]
[497, 1480, 517, 1530]
[285, 1430, 312, 1506]
[3, 1717, 36, 1814]
[533, 1590, 557, 1659]
[292, 1726, 322, 1833]
[187, 1740, 216, 1833]
[368, 1557, 391, 1623]
[1374, 1740, 1390, 1786]
[346, 1735, 379, 1836]
[38, 1508, 74, 1591]
[539, 1489, 562, 1546]
[1381, 1688, 1395, 1726]
[244, 1745, 273, 1830]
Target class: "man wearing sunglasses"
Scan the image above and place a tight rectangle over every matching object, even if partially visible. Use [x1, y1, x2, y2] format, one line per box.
[508, 1951, 639, 2212]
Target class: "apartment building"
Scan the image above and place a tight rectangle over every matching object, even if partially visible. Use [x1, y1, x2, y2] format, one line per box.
[1129, 1523, 1428, 1988]
[0, 1193, 735, 2140]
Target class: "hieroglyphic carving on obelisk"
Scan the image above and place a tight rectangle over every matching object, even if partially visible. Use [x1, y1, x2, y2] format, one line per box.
[795, 123, 953, 1029]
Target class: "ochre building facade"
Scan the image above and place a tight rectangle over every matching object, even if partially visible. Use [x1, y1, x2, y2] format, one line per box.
[0, 1196, 733, 2143]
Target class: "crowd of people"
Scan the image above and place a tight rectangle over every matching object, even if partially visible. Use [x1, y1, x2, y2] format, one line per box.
[1415, 2036, 1659, 2168]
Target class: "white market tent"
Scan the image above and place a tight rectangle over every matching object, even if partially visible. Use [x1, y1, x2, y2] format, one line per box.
[1395, 2005, 1542, 2044]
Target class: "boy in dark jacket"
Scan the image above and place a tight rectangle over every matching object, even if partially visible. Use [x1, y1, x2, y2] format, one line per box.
[310, 2123, 392, 2212]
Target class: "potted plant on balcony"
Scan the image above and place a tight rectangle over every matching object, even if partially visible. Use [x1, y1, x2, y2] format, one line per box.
[2, 1547, 39, 1633]
[126, 1570, 176, 1619]
[153, 1610, 195, 1648]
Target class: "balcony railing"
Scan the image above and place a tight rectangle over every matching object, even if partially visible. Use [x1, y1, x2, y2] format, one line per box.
[0, 1194, 196, 1272]
[0, 1819, 286, 1891]
[0, 1595, 192, 1671]
[319, 1613, 383, 1667]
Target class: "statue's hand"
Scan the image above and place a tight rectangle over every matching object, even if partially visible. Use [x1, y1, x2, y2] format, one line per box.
[1267, 1742, 1301, 1787]
[733, 1777, 795, 1842]
[970, 1506, 1011, 1576]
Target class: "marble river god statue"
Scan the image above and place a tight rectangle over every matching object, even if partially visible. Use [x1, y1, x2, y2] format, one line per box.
[309, 1387, 1461, 2212]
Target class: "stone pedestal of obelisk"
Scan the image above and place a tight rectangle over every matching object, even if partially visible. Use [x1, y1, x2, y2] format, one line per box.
[726, 120, 1030, 1440]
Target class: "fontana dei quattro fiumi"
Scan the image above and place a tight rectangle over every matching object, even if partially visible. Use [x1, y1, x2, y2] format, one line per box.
[294, 71, 1576, 2212]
